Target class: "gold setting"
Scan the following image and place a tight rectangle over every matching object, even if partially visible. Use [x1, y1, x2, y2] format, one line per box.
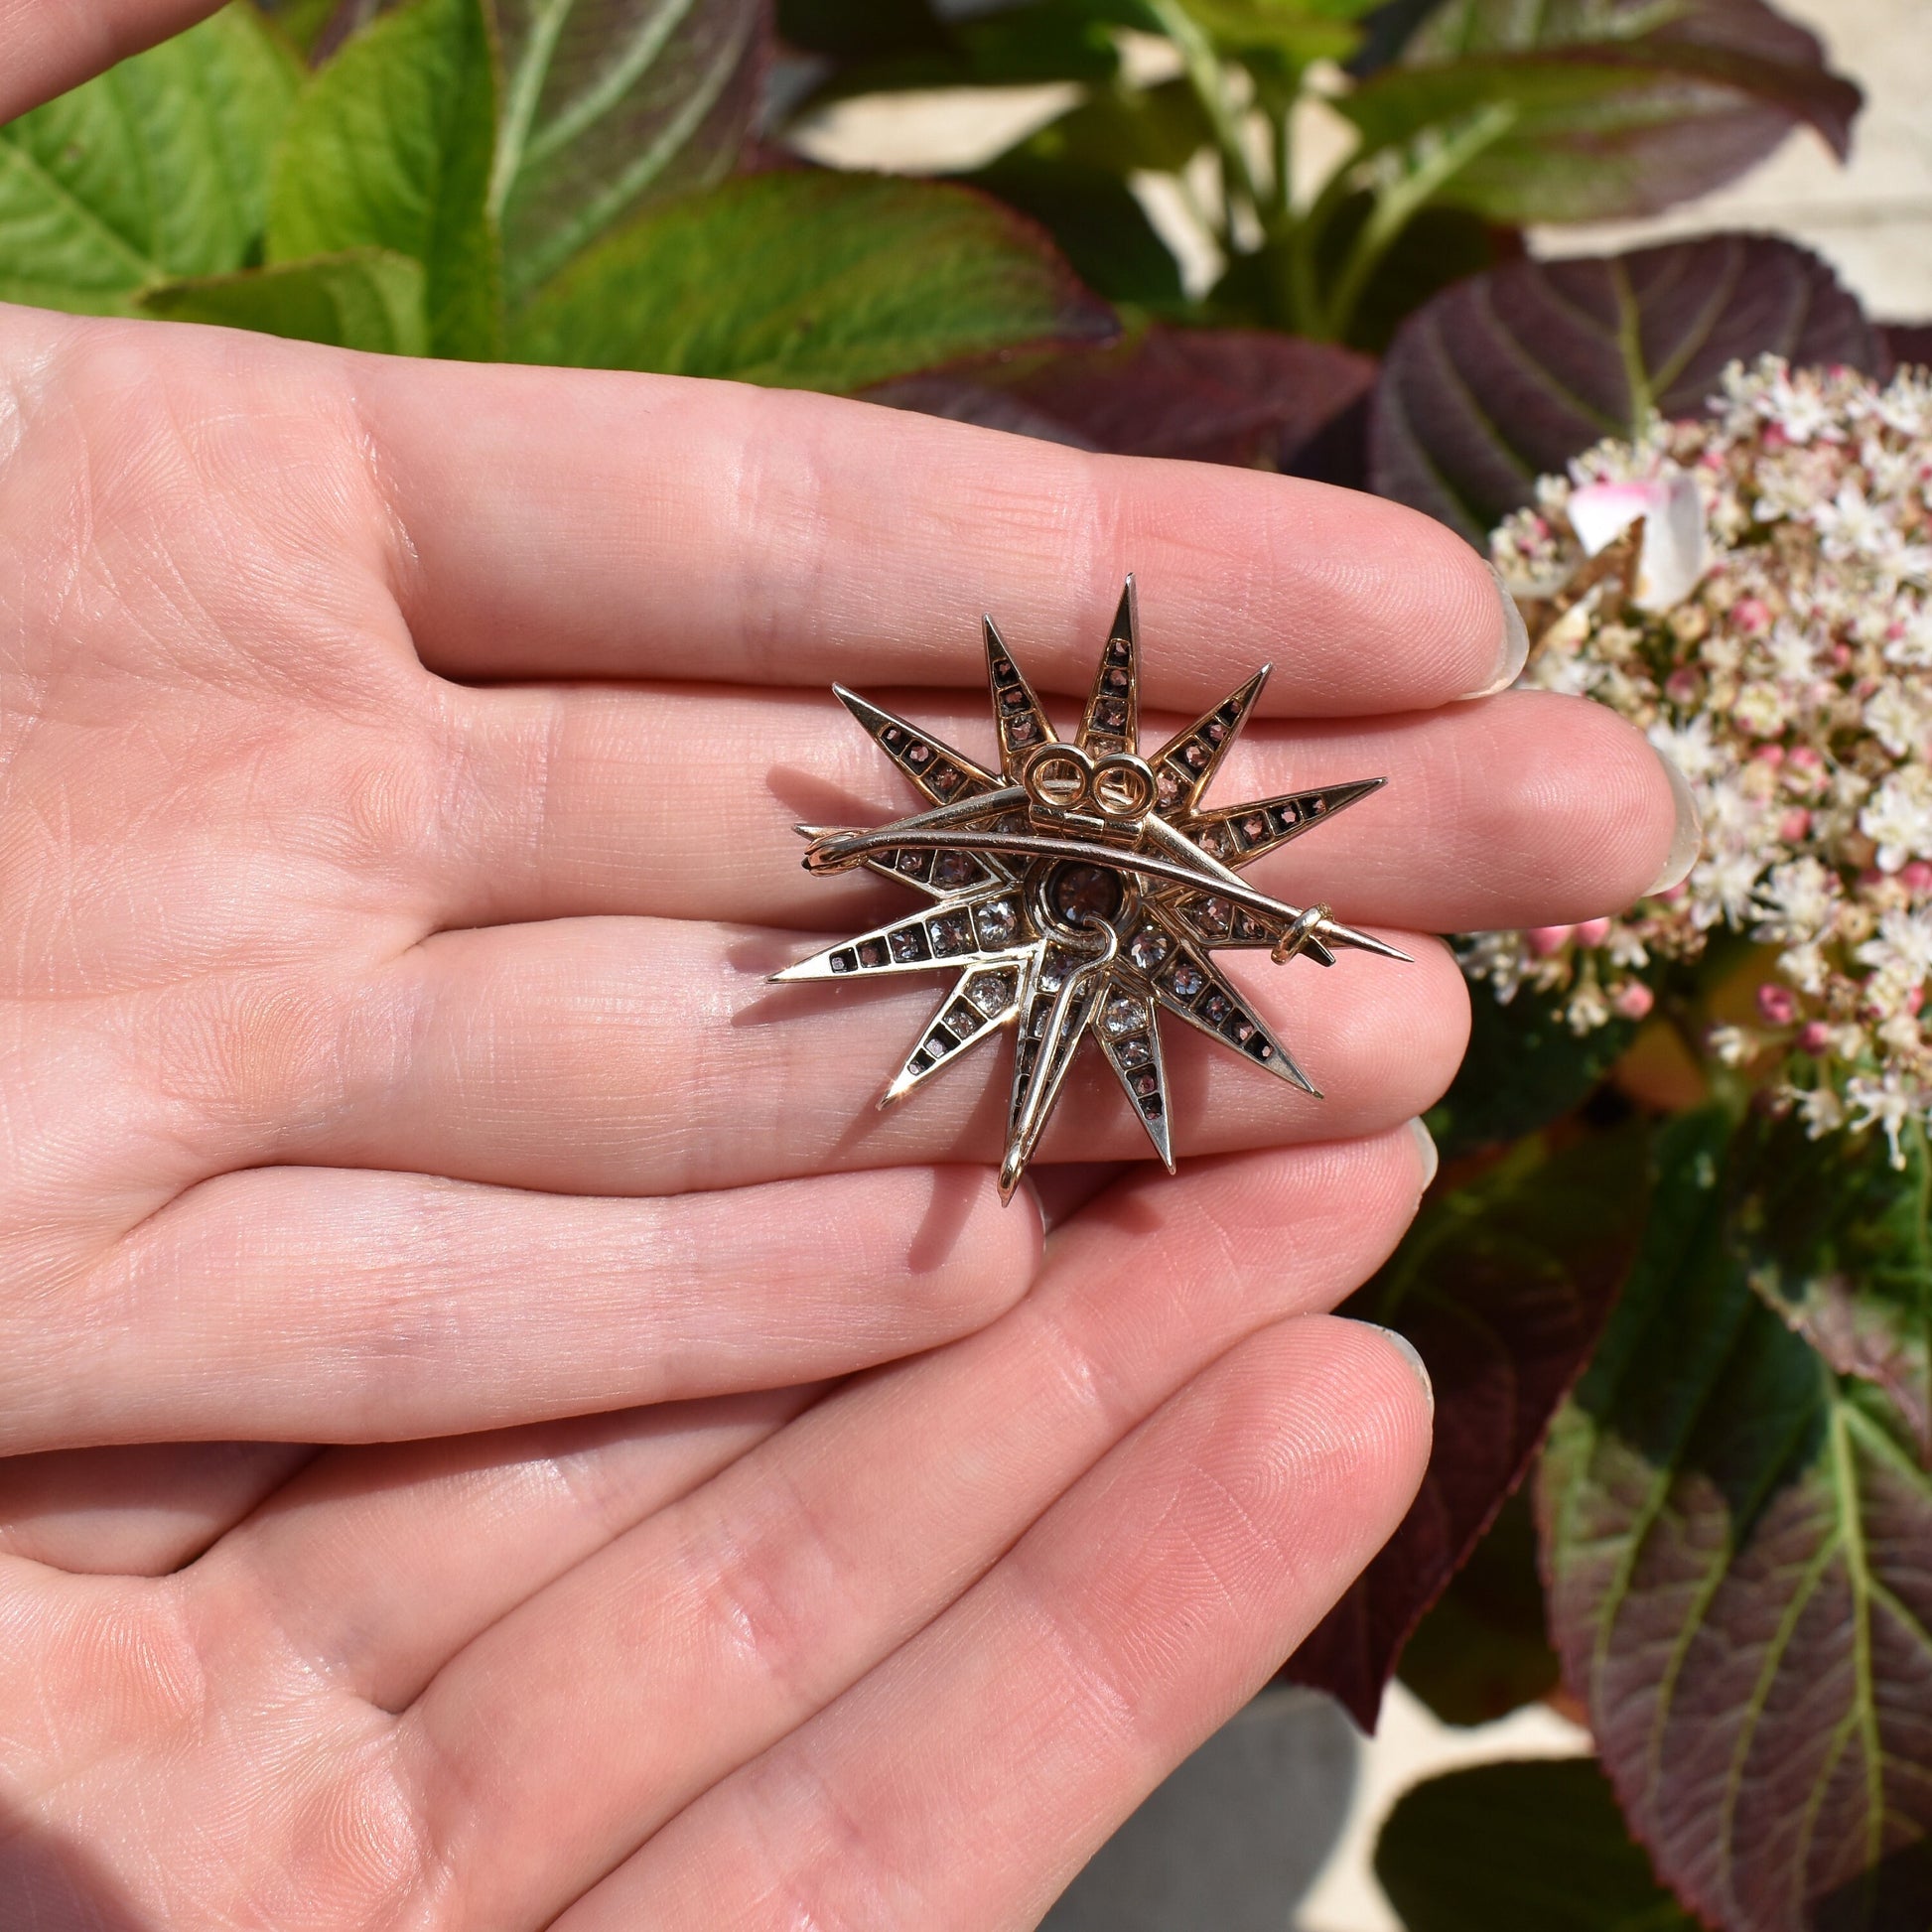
[778, 579, 1407, 1200]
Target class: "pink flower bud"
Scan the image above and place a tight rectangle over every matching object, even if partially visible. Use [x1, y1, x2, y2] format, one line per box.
[1612, 982, 1654, 1021]
[1756, 984, 1800, 1026]
[1912, 987, 1926, 1017]
[1752, 742, 1785, 764]
[1778, 808, 1812, 842]
[1788, 746, 1823, 768]
[1902, 862, 1932, 895]
[1575, 917, 1612, 946]
[1733, 597, 1771, 633]
[1665, 669, 1702, 705]
[1798, 1021, 1832, 1053]
[1861, 868, 1885, 891]
[1525, 924, 1575, 958]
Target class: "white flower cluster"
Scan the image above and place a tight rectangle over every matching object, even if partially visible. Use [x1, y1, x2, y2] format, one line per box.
[1476, 354, 1932, 1162]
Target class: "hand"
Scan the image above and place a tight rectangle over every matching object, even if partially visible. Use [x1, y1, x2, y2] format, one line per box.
[0, 277, 1685, 1922]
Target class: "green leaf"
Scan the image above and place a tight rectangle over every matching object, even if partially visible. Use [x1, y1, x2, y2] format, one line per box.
[0, 3, 300, 314]
[511, 171, 1115, 391]
[268, 0, 502, 358]
[1341, 0, 1862, 225]
[137, 249, 429, 354]
[1733, 1113, 1932, 1465]
[490, 0, 765, 298]
[1173, 0, 1371, 61]
[1540, 1106, 1932, 1932]
[1282, 1123, 1649, 1728]
[1397, 1488, 1562, 1727]
[1025, 76, 1214, 176]
[1376, 1758, 1699, 1932]
[1429, 979, 1636, 1161]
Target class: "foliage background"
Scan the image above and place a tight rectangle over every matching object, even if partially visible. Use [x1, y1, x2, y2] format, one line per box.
[3, 1, 1929, 1927]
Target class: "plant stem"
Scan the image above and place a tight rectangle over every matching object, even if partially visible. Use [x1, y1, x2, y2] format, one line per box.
[1144, 0, 1267, 237]
[1322, 100, 1516, 342]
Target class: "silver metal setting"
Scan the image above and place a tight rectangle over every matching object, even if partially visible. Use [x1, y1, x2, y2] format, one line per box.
[777, 577, 1407, 1201]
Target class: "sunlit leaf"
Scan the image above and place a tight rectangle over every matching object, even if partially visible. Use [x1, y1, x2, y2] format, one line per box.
[1282, 1123, 1649, 1729]
[0, 4, 300, 314]
[1343, 0, 1861, 224]
[1541, 1106, 1932, 1932]
[138, 248, 428, 353]
[1370, 235, 1882, 544]
[511, 171, 1114, 390]
[490, 0, 766, 297]
[268, 0, 501, 356]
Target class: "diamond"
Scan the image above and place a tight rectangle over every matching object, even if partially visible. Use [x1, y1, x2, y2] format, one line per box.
[1103, 995, 1144, 1038]
[891, 926, 930, 963]
[1272, 801, 1302, 832]
[829, 949, 856, 974]
[1194, 897, 1231, 938]
[945, 1002, 983, 1035]
[1132, 1071, 1159, 1098]
[1001, 685, 1028, 709]
[858, 939, 888, 968]
[969, 971, 1016, 1015]
[1156, 768, 1180, 805]
[1094, 698, 1127, 732]
[883, 726, 904, 748]
[1116, 1035, 1152, 1069]
[908, 1049, 931, 1073]
[906, 743, 931, 765]
[897, 849, 929, 877]
[975, 898, 1019, 948]
[1233, 909, 1266, 941]
[1201, 991, 1232, 1024]
[1107, 667, 1129, 690]
[1167, 959, 1205, 1001]
[1040, 949, 1070, 993]
[929, 911, 973, 956]
[1206, 719, 1228, 743]
[933, 852, 978, 889]
[1183, 742, 1208, 770]
[927, 1025, 958, 1054]
[1242, 813, 1267, 842]
[1230, 1017, 1255, 1043]
[1130, 926, 1170, 971]
[1009, 716, 1038, 746]
[1199, 829, 1227, 857]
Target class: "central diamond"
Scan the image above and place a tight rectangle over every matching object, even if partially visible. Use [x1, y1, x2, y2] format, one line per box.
[1046, 860, 1125, 929]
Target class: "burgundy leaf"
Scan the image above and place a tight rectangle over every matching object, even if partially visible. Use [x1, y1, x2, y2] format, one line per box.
[1882, 321, 1932, 369]
[1370, 234, 1882, 543]
[1280, 1124, 1649, 1730]
[870, 326, 1376, 477]
[1541, 1108, 1932, 1932]
[1356, 0, 1863, 225]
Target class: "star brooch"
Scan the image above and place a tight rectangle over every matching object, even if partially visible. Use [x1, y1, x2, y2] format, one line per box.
[778, 578, 1407, 1200]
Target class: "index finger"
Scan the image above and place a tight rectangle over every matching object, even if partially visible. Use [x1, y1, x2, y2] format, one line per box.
[345, 351, 1517, 714]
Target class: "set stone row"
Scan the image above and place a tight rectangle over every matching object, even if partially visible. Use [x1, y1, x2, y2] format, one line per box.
[821, 893, 1025, 976]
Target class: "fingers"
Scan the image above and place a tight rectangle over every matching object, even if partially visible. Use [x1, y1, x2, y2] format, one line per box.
[190, 1391, 814, 1712]
[341, 352, 1510, 713]
[0, 1444, 313, 1575]
[0, 0, 219, 120]
[295, 915, 1466, 1197]
[9, 1165, 1038, 1451]
[393, 1133, 1430, 1930]
[558, 1316, 1431, 1932]
[439, 683, 1680, 935]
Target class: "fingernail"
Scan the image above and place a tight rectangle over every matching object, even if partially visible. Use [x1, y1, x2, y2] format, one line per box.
[1408, 1116, 1439, 1192]
[1465, 560, 1530, 699]
[1360, 1323, 1434, 1413]
[1646, 743, 1703, 895]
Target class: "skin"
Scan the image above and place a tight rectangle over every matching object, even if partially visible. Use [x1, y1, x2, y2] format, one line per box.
[0, 10, 1687, 1922]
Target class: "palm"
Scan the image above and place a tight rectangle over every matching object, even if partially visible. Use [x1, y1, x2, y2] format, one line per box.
[0, 263, 1681, 1919]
